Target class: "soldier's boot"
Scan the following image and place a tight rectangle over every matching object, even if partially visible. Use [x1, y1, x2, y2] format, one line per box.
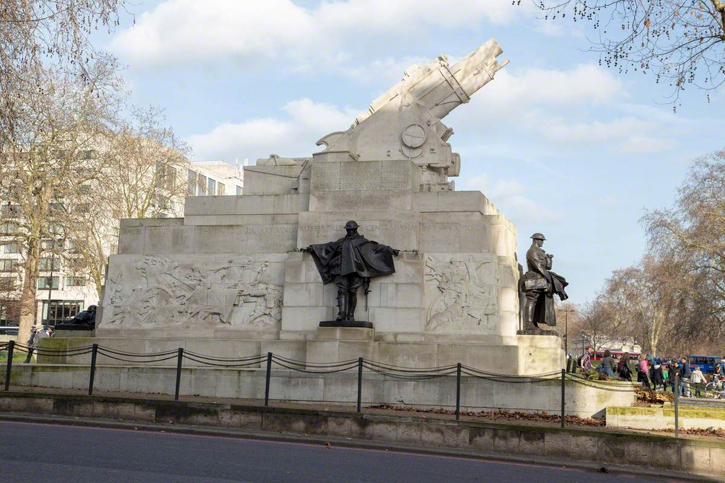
[336, 294, 346, 321]
[518, 297, 545, 335]
[347, 293, 357, 321]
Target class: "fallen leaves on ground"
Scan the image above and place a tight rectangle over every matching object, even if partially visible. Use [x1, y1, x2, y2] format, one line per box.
[367, 404, 605, 427]
[636, 388, 674, 404]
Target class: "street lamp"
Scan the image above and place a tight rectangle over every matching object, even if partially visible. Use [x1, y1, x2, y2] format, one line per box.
[562, 306, 576, 357]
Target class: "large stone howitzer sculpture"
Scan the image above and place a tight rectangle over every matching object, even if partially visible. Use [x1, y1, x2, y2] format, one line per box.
[316, 39, 508, 191]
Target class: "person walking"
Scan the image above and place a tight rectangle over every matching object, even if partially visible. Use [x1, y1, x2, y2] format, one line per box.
[618, 352, 632, 381]
[679, 357, 692, 397]
[598, 350, 616, 378]
[22, 325, 53, 364]
[636, 355, 651, 389]
[579, 346, 594, 372]
[691, 366, 707, 398]
[651, 358, 664, 391]
[22, 325, 40, 363]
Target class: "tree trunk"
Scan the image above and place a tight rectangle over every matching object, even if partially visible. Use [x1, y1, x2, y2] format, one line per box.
[17, 238, 40, 346]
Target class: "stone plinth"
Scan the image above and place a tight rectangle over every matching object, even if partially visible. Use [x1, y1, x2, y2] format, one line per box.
[316, 327, 375, 341]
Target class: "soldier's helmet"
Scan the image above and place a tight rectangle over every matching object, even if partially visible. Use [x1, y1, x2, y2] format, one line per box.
[344, 220, 360, 230]
[531, 233, 546, 241]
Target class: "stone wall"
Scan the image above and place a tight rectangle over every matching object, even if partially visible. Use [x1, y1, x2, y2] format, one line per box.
[4, 363, 631, 418]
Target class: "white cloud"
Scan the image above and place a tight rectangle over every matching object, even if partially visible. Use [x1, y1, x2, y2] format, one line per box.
[187, 98, 359, 161]
[451, 64, 682, 154]
[112, 0, 316, 67]
[472, 64, 626, 112]
[111, 0, 539, 68]
[462, 174, 562, 223]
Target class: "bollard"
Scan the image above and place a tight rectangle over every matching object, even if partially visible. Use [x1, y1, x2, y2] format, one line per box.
[88, 343, 98, 396]
[264, 352, 272, 407]
[561, 368, 566, 428]
[174, 348, 184, 401]
[4, 340, 14, 391]
[674, 374, 680, 438]
[456, 363, 462, 421]
[357, 357, 363, 413]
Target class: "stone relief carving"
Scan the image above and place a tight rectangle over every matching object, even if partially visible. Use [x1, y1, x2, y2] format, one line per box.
[424, 256, 497, 332]
[104, 256, 282, 328]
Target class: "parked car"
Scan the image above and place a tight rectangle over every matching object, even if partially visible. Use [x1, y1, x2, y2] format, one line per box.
[688, 355, 722, 374]
[0, 325, 19, 336]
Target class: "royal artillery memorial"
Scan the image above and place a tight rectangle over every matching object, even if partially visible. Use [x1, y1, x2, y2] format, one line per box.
[33, 40, 634, 416]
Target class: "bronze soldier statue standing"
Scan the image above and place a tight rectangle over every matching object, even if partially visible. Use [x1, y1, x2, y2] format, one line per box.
[303, 221, 399, 328]
[519, 233, 569, 335]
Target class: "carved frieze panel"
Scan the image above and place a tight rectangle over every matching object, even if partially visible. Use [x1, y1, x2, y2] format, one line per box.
[424, 255, 498, 333]
[103, 256, 283, 329]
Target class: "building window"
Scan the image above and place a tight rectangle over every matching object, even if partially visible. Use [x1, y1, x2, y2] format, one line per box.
[156, 195, 170, 211]
[66, 277, 86, 287]
[2, 242, 19, 254]
[207, 178, 216, 196]
[74, 203, 89, 214]
[236, 186, 243, 196]
[41, 300, 84, 326]
[0, 222, 17, 235]
[39, 258, 61, 271]
[197, 174, 207, 196]
[0, 259, 18, 272]
[187, 170, 197, 196]
[1, 204, 21, 218]
[218, 182, 225, 196]
[165, 167, 176, 191]
[49, 202, 63, 214]
[38, 276, 59, 290]
[41, 239, 62, 251]
[155, 162, 165, 188]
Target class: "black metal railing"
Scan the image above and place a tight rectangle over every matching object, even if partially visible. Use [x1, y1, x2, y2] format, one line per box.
[0, 341, 639, 428]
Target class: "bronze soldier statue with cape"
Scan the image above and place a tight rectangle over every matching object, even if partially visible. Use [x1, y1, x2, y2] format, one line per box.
[303, 221, 399, 327]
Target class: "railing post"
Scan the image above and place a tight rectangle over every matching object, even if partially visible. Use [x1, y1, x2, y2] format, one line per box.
[674, 374, 680, 438]
[4, 340, 14, 391]
[456, 363, 462, 421]
[357, 357, 363, 413]
[264, 352, 272, 407]
[561, 368, 566, 428]
[174, 348, 183, 401]
[88, 343, 98, 396]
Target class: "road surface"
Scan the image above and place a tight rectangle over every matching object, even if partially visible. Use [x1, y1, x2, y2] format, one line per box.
[0, 421, 676, 482]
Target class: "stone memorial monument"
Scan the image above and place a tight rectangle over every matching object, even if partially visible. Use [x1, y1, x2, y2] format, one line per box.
[96, 39, 564, 375]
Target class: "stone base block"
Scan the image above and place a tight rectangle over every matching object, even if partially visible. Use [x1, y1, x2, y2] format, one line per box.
[40, 335, 563, 376]
[316, 327, 375, 341]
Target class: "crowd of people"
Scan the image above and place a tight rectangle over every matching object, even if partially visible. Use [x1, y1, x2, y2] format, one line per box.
[576, 346, 720, 399]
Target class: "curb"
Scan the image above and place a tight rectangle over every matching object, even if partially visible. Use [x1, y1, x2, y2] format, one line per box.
[0, 412, 713, 482]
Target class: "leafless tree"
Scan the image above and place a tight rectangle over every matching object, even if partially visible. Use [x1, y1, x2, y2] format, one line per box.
[532, 0, 725, 100]
[574, 297, 616, 353]
[0, 58, 123, 345]
[643, 149, 725, 344]
[67, 107, 192, 299]
[1, 1, 128, 138]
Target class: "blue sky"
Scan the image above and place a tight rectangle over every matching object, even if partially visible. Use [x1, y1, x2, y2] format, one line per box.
[101, 0, 725, 304]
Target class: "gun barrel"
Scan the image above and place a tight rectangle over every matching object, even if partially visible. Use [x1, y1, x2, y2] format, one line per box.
[453, 39, 508, 96]
[427, 39, 508, 120]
